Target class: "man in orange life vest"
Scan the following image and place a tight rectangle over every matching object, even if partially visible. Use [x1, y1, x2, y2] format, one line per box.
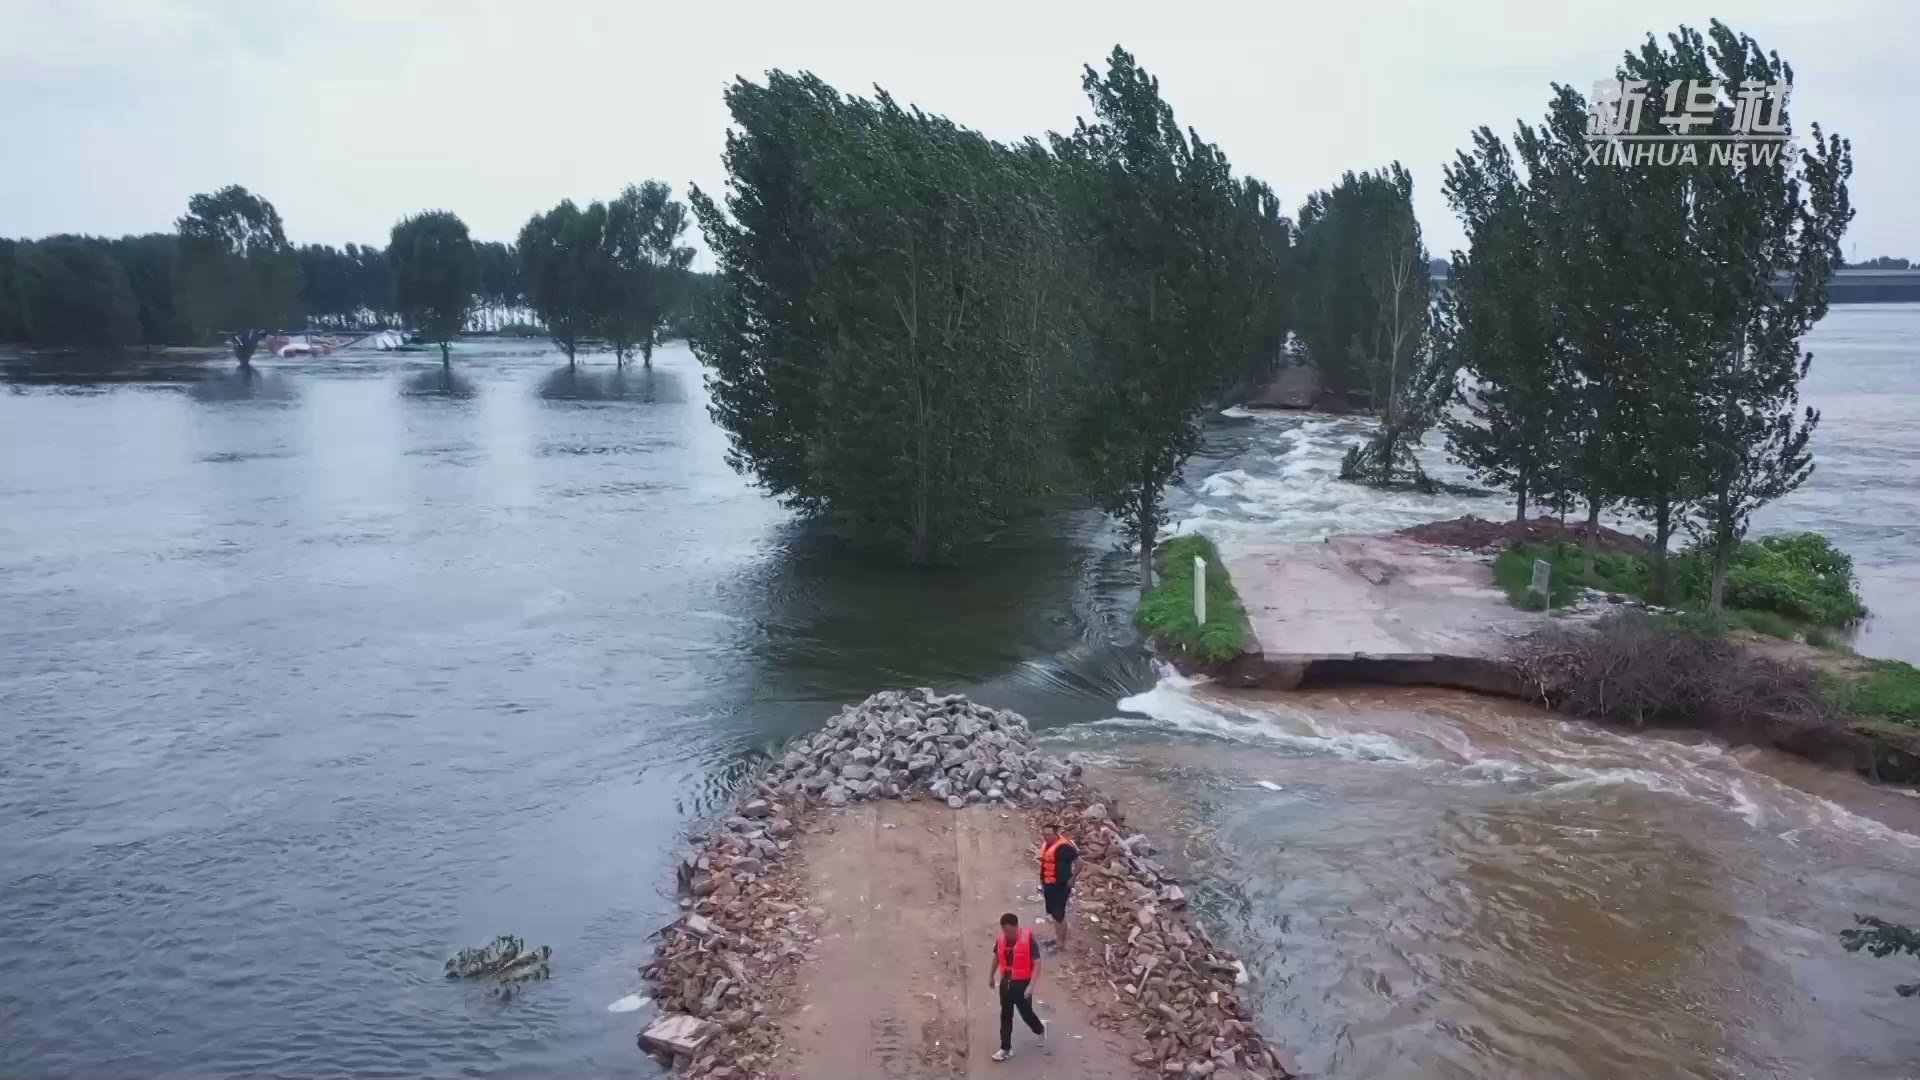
[989, 912, 1045, 1061]
[1039, 822, 1079, 952]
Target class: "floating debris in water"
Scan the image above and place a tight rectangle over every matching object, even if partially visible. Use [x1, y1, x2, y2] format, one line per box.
[607, 993, 649, 1013]
[1256, 780, 1284, 791]
[445, 934, 552, 1000]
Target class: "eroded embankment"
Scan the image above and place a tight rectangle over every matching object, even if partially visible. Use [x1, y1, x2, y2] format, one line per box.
[636, 689, 1301, 1080]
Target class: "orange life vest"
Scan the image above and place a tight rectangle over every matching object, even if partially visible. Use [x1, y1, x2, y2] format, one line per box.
[1040, 835, 1072, 885]
[996, 928, 1036, 980]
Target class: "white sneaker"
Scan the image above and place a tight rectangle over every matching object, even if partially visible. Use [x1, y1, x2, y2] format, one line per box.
[992, 1048, 1012, 1062]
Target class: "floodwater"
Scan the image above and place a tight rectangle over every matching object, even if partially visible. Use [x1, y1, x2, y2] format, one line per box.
[0, 305, 1916, 1078]
[1068, 679, 1920, 1078]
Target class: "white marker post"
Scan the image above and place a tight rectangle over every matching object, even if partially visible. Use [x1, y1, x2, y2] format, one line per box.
[1530, 558, 1552, 603]
[1193, 554, 1207, 625]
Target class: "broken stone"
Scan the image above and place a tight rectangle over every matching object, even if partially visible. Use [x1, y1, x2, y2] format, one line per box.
[823, 784, 850, 808]
[740, 799, 772, 819]
[639, 1014, 717, 1057]
[947, 795, 965, 809]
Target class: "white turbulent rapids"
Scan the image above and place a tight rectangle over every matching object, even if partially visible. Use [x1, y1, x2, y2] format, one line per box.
[1048, 670, 1920, 1079]
[1112, 668, 1920, 851]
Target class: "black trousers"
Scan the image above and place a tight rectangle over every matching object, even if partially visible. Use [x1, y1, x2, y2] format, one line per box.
[999, 978, 1044, 1050]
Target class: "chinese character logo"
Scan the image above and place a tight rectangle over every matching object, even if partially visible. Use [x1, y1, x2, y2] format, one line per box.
[1588, 79, 1650, 137]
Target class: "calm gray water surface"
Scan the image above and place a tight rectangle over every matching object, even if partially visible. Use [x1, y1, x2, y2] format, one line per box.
[0, 306, 1914, 1078]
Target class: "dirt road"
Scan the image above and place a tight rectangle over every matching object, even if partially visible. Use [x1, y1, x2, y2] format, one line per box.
[782, 801, 1145, 1079]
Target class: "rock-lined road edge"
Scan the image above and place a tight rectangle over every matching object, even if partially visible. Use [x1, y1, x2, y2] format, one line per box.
[637, 687, 1297, 1076]
[638, 688, 1304, 1079]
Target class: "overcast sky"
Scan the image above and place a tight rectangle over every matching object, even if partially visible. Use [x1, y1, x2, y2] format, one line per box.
[4, 0, 1915, 265]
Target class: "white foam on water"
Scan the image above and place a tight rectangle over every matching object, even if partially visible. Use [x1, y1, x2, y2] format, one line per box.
[1727, 781, 1767, 828]
[1110, 672, 1920, 850]
[1113, 673, 1427, 764]
[1801, 795, 1920, 850]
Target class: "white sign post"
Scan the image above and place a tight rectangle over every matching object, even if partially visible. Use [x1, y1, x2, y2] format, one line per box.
[1529, 558, 1552, 602]
[1194, 555, 1207, 624]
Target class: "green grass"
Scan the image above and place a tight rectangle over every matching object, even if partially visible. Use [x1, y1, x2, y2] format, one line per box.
[1818, 659, 1920, 727]
[1804, 625, 1842, 650]
[1729, 608, 1799, 640]
[1492, 533, 1866, 642]
[1492, 542, 1649, 610]
[1136, 534, 1248, 664]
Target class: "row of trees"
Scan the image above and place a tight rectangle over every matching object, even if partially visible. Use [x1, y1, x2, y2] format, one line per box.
[695, 50, 1288, 573]
[1436, 20, 1853, 610]
[517, 182, 697, 367]
[1, 187, 698, 365]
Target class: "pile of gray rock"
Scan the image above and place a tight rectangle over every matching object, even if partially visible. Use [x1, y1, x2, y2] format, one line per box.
[762, 688, 1075, 809]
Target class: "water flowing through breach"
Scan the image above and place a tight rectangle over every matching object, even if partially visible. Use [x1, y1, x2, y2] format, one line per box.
[1050, 673, 1920, 1079]
[0, 306, 1915, 1079]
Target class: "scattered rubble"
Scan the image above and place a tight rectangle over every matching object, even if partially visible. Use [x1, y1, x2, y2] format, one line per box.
[444, 935, 552, 1001]
[636, 688, 1302, 1079]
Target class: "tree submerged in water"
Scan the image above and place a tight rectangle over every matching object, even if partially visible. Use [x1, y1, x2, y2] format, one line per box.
[1841, 916, 1920, 997]
[446, 934, 553, 1001]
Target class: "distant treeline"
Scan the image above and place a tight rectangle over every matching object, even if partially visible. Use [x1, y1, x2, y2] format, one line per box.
[0, 195, 713, 357]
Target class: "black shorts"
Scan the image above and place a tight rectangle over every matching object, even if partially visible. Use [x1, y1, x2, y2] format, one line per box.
[1042, 881, 1071, 921]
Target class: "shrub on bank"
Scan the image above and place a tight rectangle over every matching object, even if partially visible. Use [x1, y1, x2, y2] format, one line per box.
[1818, 659, 1920, 728]
[1493, 531, 1867, 635]
[1135, 534, 1247, 664]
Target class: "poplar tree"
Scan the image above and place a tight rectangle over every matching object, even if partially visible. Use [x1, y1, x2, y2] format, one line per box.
[1057, 47, 1276, 595]
[1664, 22, 1853, 612]
[389, 210, 476, 366]
[517, 200, 606, 366]
[1440, 128, 1565, 521]
[176, 185, 303, 365]
[600, 181, 695, 367]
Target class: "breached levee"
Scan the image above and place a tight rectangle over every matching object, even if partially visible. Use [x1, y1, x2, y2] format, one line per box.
[637, 688, 1303, 1079]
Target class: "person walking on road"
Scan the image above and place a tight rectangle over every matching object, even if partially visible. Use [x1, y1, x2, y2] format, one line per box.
[989, 912, 1045, 1062]
[1039, 821, 1078, 953]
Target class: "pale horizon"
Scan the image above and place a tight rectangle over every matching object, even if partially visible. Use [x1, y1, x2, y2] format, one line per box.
[3, 0, 1915, 266]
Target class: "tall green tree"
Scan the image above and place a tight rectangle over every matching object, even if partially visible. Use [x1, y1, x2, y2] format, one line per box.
[1440, 128, 1567, 521]
[473, 241, 523, 330]
[518, 200, 605, 365]
[0, 239, 27, 343]
[11, 236, 141, 349]
[694, 71, 1077, 563]
[175, 185, 303, 365]
[693, 71, 845, 508]
[599, 181, 695, 367]
[1296, 165, 1441, 487]
[389, 210, 477, 365]
[1665, 22, 1853, 612]
[111, 233, 191, 348]
[1294, 166, 1427, 413]
[1055, 47, 1277, 595]
[1511, 83, 1648, 576]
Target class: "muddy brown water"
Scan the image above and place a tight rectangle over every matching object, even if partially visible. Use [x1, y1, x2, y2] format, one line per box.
[1066, 681, 1920, 1079]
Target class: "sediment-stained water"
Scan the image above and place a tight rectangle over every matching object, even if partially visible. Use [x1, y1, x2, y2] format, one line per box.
[0, 305, 1915, 1078]
[1060, 678, 1920, 1078]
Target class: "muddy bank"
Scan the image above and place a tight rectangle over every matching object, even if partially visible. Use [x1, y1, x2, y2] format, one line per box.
[637, 689, 1301, 1079]
[1199, 525, 1920, 786]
